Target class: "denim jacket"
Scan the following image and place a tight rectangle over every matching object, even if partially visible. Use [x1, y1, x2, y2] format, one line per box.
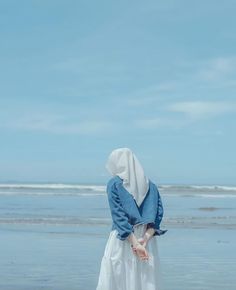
[106, 175, 168, 240]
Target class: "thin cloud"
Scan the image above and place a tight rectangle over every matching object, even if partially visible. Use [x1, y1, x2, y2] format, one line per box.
[134, 117, 163, 129]
[134, 117, 185, 130]
[198, 56, 236, 82]
[134, 100, 236, 130]
[2, 114, 113, 135]
[125, 82, 177, 107]
[168, 101, 236, 120]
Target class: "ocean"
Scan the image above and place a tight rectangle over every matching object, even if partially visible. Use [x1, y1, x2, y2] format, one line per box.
[0, 183, 235, 290]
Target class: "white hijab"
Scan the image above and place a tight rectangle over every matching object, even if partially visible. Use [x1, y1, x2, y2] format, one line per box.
[105, 147, 150, 207]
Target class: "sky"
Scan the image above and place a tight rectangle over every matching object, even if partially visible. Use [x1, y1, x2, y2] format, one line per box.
[0, 0, 235, 185]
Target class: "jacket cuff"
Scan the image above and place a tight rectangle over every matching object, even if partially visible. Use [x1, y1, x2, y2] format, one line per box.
[147, 222, 168, 236]
[116, 227, 134, 241]
[153, 229, 168, 236]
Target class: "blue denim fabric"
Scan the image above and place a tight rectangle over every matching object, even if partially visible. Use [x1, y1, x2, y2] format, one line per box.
[107, 175, 168, 241]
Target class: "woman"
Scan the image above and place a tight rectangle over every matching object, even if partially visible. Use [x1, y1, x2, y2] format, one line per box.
[96, 147, 167, 290]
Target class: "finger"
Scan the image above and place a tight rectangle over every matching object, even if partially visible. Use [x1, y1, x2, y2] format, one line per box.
[139, 252, 148, 259]
[142, 251, 149, 259]
[141, 255, 149, 261]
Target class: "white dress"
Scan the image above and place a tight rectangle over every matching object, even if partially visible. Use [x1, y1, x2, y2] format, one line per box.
[96, 223, 164, 290]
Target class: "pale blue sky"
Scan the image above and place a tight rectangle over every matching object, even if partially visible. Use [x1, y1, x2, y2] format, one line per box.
[0, 0, 235, 184]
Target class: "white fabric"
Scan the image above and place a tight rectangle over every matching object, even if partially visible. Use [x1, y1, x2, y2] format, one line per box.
[96, 224, 164, 290]
[105, 148, 149, 207]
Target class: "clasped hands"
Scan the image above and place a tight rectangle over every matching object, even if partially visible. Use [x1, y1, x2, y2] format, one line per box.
[127, 227, 155, 261]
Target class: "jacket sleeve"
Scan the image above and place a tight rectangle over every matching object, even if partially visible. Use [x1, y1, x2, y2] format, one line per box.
[107, 182, 134, 241]
[147, 185, 168, 236]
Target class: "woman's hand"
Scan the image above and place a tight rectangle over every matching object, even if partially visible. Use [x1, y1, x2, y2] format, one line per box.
[127, 232, 150, 261]
[137, 227, 155, 249]
[131, 242, 149, 261]
[137, 236, 148, 248]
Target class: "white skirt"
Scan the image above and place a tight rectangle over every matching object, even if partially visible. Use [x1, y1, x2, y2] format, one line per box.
[96, 224, 164, 290]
